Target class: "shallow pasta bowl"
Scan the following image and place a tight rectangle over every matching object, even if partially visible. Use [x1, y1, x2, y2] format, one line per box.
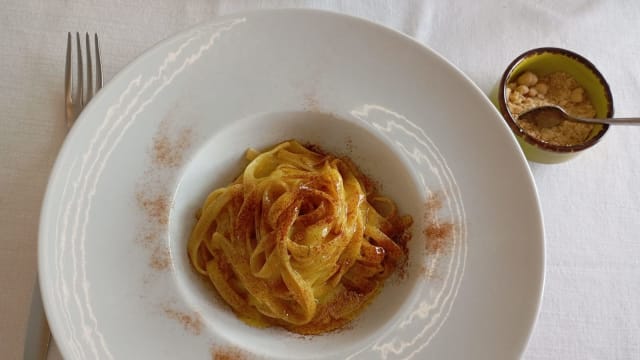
[39, 9, 544, 359]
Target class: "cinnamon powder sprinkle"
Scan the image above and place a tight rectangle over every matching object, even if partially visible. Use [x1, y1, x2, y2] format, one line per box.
[137, 231, 155, 247]
[211, 345, 248, 360]
[150, 245, 171, 270]
[152, 127, 193, 168]
[136, 193, 169, 226]
[163, 307, 203, 335]
[135, 111, 194, 274]
[418, 263, 442, 280]
[424, 222, 454, 254]
[423, 192, 454, 255]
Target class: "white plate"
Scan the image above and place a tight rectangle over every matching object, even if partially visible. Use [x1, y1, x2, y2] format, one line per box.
[40, 9, 544, 360]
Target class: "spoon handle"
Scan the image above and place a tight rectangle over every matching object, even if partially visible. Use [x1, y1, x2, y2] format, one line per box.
[577, 116, 640, 125]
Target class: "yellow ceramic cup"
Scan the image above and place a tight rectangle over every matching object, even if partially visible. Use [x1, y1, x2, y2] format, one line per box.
[492, 47, 614, 164]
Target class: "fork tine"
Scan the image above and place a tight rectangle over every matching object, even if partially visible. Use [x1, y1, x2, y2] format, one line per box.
[85, 33, 94, 103]
[95, 33, 103, 91]
[75, 32, 83, 108]
[65, 32, 74, 127]
[65, 32, 72, 104]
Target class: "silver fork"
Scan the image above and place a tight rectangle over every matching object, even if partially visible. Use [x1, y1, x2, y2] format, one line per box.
[23, 32, 103, 360]
[65, 32, 103, 127]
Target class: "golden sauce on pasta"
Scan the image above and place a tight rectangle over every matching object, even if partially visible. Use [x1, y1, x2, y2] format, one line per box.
[187, 140, 412, 334]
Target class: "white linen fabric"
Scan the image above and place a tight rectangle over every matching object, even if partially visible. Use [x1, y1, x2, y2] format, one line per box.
[1, 1, 638, 359]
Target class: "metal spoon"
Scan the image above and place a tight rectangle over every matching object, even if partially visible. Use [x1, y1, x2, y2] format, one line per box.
[518, 105, 640, 128]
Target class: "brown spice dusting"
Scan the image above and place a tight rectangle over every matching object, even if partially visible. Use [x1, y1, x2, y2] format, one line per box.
[424, 192, 454, 255]
[135, 189, 172, 271]
[425, 191, 442, 212]
[137, 231, 156, 248]
[424, 223, 454, 254]
[418, 263, 442, 281]
[136, 114, 194, 272]
[211, 345, 248, 360]
[136, 192, 169, 225]
[150, 245, 171, 270]
[163, 307, 202, 335]
[152, 127, 193, 168]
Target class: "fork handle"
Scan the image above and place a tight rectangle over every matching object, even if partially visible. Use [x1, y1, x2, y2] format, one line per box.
[23, 277, 50, 360]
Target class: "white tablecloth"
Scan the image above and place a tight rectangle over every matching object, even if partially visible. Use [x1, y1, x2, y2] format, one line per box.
[2, 1, 639, 359]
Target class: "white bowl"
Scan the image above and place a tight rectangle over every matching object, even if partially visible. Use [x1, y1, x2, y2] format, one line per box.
[39, 9, 544, 360]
